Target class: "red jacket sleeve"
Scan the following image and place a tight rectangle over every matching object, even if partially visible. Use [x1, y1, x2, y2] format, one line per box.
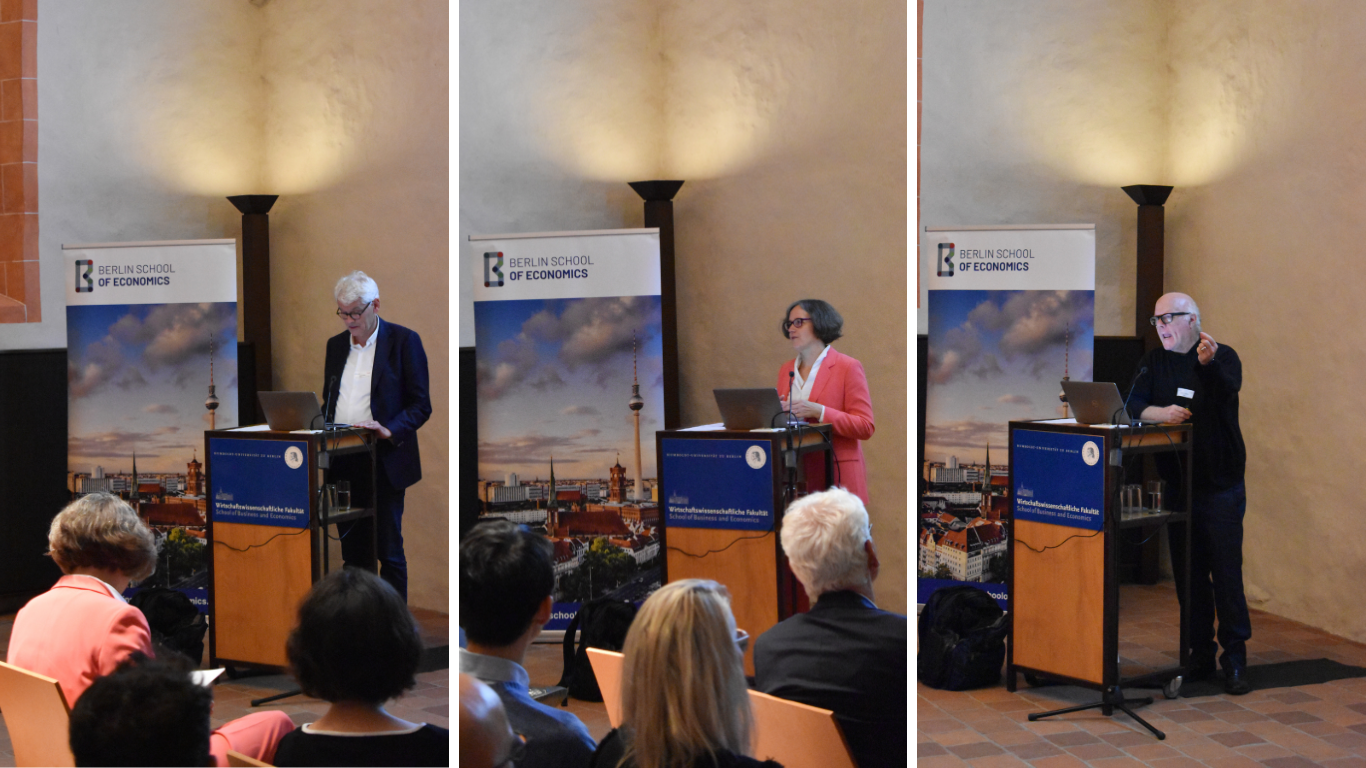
[822, 355, 875, 441]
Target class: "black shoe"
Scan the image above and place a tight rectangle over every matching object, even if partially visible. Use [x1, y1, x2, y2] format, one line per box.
[1223, 666, 1251, 695]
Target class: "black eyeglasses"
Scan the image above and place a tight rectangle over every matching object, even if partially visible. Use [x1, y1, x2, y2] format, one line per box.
[1148, 312, 1192, 326]
[782, 318, 812, 331]
[336, 302, 372, 320]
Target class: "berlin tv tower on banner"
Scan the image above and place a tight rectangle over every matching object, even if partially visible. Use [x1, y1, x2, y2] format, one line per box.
[629, 334, 645, 501]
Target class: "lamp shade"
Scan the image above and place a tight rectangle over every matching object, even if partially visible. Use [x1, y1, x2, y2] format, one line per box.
[1121, 185, 1173, 206]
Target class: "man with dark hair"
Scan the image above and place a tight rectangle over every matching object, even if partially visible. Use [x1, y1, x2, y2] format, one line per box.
[459, 520, 595, 768]
[68, 653, 213, 767]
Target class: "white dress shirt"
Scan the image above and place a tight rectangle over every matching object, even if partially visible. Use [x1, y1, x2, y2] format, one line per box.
[335, 320, 380, 425]
[791, 344, 831, 421]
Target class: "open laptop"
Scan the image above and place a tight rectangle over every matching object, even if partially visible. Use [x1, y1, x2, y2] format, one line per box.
[713, 388, 788, 430]
[258, 391, 340, 431]
[1060, 380, 1159, 426]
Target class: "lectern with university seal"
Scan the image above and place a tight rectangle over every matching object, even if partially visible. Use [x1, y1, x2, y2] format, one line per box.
[204, 426, 376, 672]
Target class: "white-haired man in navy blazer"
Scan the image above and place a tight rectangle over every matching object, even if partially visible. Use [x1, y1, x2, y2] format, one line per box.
[754, 487, 907, 768]
[324, 270, 431, 602]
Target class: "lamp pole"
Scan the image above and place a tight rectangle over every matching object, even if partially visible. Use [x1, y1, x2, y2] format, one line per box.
[1121, 185, 1173, 351]
[628, 181, 684, 430]
[227, 195, 279, 424]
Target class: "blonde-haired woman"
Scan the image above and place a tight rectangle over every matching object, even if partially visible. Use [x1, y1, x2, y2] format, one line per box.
[7, 493, 293, 766]
[590, 579, 782, 768]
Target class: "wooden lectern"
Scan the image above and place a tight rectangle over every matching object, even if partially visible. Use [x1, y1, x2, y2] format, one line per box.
[1006, 419, 1192, 739]
[205, 427, 376, 671]
[657, 425, 833, 671]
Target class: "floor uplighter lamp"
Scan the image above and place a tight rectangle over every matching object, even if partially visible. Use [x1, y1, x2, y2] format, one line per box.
[1121, 184, 1173, 351]
[227, 194, 279, 424]
[628, 180, 684, 430]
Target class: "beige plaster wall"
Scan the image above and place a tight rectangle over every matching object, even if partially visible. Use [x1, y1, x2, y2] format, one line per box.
[24, 0, 262, 352]
[919, 0, 1170, 335]
[925, 0, 1366, 643]
[664, 0, 909, 613]
[262, 0, 449, 612]
[1166, 0, 1366, 642]
[461, 0, 909, 614]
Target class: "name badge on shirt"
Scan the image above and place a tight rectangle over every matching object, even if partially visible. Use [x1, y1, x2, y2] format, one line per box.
[1176, 387, 1194, 399]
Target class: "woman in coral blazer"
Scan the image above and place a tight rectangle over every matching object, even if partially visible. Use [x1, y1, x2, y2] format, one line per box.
[777, 299, 875, 505]
[7, 493, 293, 767]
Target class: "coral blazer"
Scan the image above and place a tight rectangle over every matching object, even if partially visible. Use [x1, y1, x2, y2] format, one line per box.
[6, 575, 152, 707]
[777, 346, 875, 504]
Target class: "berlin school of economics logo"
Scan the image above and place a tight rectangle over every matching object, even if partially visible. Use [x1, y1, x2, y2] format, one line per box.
[483, 251, 505, 287]
[74, 259, 95, 292]
[937, 242, 955, 277]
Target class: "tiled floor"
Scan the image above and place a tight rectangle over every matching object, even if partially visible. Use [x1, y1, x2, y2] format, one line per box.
[921, 583, 1366, 767]
[521, 640, 614, 742]
[0, 606, 449, 767]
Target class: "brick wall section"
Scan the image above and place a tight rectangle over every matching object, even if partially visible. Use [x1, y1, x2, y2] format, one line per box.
[0, 0, 34, 323]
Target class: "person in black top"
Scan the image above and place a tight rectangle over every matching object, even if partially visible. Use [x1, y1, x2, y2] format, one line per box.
[1127, 292, 1251, 695]
[274, 569, 448, 766]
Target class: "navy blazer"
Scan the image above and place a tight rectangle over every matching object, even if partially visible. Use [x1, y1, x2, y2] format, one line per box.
[753, 590, 908, 768]
[323, 320, 432, 490]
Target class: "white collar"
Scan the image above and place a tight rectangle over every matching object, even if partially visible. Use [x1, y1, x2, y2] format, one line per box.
[69, 573, 128, 603]
[350, 318, 381, 350]
[301, 722, 427, 737]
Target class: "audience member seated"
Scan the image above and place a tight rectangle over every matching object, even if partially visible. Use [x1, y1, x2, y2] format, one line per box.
[459, 520, 596, 768]
[460, 673, 526, 768]
[752, 487, 907, 768]
[591, 579, 782, 768]
[6, 493, 293, 767]
[274, 568, 448, 767]
[69, 652, 213, 767]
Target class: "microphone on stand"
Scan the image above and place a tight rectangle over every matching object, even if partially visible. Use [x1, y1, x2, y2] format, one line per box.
[1116, 366, 1148, 427]
[787, 371, 797, 425]
[323, 375, 338, 430]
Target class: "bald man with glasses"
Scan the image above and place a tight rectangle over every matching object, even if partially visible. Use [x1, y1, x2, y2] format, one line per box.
[1126, 291, 1251, 695]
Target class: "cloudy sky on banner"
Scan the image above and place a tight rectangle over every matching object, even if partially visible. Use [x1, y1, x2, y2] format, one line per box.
[476, 295, 664, 481]
[924, 289, 1094, 466]
[68, 302, 238, 475]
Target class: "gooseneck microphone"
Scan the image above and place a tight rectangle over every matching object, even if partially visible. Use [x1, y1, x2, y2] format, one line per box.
[787, 370, 796, 426]
[321, 374, 338, 431]
[1116, 366, 1148, 426]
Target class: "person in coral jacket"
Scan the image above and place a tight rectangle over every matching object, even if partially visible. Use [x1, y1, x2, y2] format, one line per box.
[6, 493, 293, 767]
[776, 299, 876, 505]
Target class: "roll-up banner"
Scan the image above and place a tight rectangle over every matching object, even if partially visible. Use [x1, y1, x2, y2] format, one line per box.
[918, 226, 1095, 609]
[471, 229, 665, 631]
[65, 239, 239, 612]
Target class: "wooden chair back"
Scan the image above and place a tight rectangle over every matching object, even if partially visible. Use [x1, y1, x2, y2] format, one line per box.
[0, 659, 75, 767]
[226, 749, 273, 767]
[747, 690, 856, 768]
[585, 647, 625, 727]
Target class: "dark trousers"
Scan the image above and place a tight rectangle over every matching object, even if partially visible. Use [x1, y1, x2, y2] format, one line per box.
[1168, 481, 1251, 670]
[333, 454, 409, 602]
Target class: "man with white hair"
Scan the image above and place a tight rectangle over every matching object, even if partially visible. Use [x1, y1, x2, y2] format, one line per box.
[323, 270, 431, 602]
[753, 487, 906, 768]
[1127, 291, 1250, 695]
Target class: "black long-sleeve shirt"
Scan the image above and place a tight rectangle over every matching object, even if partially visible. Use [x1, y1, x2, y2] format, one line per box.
[1126, 343, 1246, 495]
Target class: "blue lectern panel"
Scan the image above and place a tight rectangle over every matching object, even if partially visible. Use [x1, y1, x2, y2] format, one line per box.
[1012, 429, 1105, 531]
[209, 438, 311, 528]
[662, 438, 774, 531]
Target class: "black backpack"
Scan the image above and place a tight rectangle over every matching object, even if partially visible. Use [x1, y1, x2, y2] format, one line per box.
[557, 597, 638, 702]
[918, 585, 1009, 690]
[129, 588, 208, 666]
